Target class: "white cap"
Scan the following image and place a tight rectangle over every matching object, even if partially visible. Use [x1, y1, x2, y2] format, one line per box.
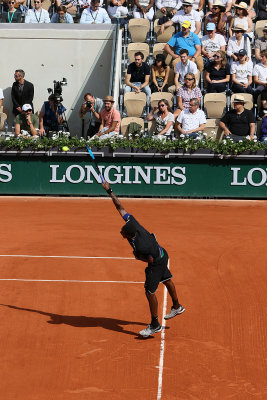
[22, 104, 32, 111]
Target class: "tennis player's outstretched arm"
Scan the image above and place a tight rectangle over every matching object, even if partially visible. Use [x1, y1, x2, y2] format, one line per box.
[102, 182, 127, 218]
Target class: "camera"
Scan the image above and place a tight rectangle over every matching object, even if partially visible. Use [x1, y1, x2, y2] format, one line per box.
[86, 101, 92, 108]
[47, 78, 67, 104]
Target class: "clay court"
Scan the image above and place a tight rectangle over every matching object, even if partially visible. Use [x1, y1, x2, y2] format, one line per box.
[0, 197, 266, 400]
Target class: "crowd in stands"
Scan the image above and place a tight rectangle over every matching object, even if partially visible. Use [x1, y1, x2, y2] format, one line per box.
[1, 0, 267, 143]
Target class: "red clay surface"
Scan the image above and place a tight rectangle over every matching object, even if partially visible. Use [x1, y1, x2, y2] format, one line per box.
[0, 197, 266, 400]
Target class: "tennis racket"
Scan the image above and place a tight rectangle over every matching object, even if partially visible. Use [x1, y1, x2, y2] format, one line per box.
[86, 144, 105, 184]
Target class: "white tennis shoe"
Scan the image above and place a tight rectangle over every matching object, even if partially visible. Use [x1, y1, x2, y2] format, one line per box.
[139, 324, 162, 338]
[164, 305, 185, 320]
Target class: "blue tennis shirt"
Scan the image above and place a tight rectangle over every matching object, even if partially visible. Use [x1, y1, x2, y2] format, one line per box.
[167, 31, 201, 57]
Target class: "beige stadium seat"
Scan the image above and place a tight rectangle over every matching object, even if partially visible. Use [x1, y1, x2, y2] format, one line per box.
[204, 118, 222, 139]
[152, 43, 172, 65]
[255, 20, 266, 38]
[150, 92, 174, 108]
[124, 92, 146, 117]
[128, 19, 150, 43]
[121, 117, 144, 137]
[154, 20, 175, 43]
[127, 43, 149, 63]
[204, 93, 227, 119]
[0, 112, 8, 131]
[147, 120, 157, 135]
[230, 93, 254, 110]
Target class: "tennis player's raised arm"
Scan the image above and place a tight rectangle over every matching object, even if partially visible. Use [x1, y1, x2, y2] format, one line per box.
[102, 182, 127, 217]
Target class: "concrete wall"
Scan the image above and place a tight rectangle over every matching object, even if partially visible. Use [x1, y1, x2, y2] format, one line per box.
[0, 24, 116, 136]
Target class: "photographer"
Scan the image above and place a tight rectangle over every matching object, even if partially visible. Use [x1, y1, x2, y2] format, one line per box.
[39, 94, 66, 135]
[79, 93, 104, 138]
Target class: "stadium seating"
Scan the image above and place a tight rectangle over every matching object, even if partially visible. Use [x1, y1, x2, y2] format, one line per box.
[128, 18, 150, 43]
[127, 43, 149, 63]
[204, 93, 227, 119]
[154, 20, 175, 43]
[150, 92, 174, 108]
[230, 93, 254, 110]
[124, 92, 146, 117]
[121, 117, 144, 137]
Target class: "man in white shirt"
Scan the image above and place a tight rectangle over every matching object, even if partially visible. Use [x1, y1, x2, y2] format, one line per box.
[80, 0, 111, 23]
[160, 0, 201, 35]
[231, 49, 253, 93]
[253, 49, 267, 101]
[201, 22, 226, 64]
[0, 88, 4, 108]
[25, 0, 50, 23]
[168, 48, 197, 93]
[155, 0, 181, 19]
[177, 98, 206, 137]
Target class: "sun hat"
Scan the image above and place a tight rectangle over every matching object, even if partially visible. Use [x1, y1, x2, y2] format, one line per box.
[232, 24, 246, 31]
[212, 0, 226, 10]
[22, 104, 32, 111]
[233, 94, 246, 103]
[182, 20, 191, 28]
[182, 0, 193, 4]
[264, 23, 267, 31]
[206, 22, 216, 31]
[235, 1, 248, 9]
[103, 95, 115, 103]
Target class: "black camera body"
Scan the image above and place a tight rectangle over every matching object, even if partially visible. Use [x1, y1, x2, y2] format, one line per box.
[86, 101, 92, 109]
[47, 78, 67, 104]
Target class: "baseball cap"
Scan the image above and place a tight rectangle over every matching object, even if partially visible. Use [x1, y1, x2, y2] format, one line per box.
[22, 104, 32, 111]
[238, 49, 247, 56]
[182, 20, 191, 29]
[206, 22, 216, 31]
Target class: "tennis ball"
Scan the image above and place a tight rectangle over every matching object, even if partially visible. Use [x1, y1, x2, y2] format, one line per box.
[62, 146, 70, 152]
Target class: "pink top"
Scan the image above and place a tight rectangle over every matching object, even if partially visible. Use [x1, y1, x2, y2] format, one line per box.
[101, 107, 121, 133]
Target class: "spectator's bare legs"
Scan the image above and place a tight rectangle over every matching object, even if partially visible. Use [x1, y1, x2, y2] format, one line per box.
[164, 279, 179, 309]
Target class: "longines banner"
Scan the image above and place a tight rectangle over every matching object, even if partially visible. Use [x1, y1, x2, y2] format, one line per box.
[0, 157, 267, 198]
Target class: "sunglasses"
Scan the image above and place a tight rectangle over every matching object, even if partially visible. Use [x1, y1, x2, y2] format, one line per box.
[212, 6, 219, 9]
[213, 54, 220, 58]
[25, 110, 32, 112]
[158, 104, 166, 107]
[8, 2, 15, 4]
[183, 4, 191, 7]
[34, 1, 40, 3]
[185, 77, 194, 81]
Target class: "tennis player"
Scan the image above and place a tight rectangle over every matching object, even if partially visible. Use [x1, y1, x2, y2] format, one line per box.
[102, 181, 185, 338]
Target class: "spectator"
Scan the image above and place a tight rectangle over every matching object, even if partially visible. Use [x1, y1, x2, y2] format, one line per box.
[259, 109, 267, 141]
[205, 50, 230, 92]
[11, 69, 34, 116]
[227, 24, 251, 63]
[155, 0, 182, 20]
[229, 2, 253, 40]
[253, 49, 267, 101]
[79, 0, 104, 7]
[39, 94, 67, 135]
[164, 20, 204, 71]
[79, 92, 104, 138]
[231, 49, 253, 93]
[208, 0, 232, 20]
[150, 54, 170, 93]
[0, 88, 4, 108]
[14, 104, 39, 137]
[96, 96, 120, 141]
[160, 0, 201, 35]
[56, 0, 77, 14]
[25, 0, 50, 23]
[232, 0, 255, 19]
[107, 0, 128, 18]
[147, 99, 175, 139]
[174, 72, 201, 119]
[201, 22, 226, 65]
[191, 0, 204, 18]
[80, 0, 111, 23]
[260, 89, 267, 117]
[255, 24, 267, 62]
[176, 98, 206, 138]
[170, 48, 198, 94]
[258, 0, 267, 20]
[50, 5, 74, 22]
[219, 94, 255, 141]
[125, 51, 151, 105]
[1, 0, 26, 13]
[205, 0, 227, 37]
[1, 1, 22, 23]
[133, 0, 154, 20]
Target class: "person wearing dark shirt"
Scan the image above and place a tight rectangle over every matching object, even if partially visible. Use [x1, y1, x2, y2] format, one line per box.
[11, 69, 34, 116]
[205, 50, 230, 93]
[125, 51, 151, 105]
[1, 0, 22, 22]
[219, 94, 255, 141]
[258, 0, 267, 20]
[101, 181, 185, 338]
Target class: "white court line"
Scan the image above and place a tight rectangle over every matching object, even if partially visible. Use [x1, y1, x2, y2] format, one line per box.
[0, 279, 143, 283]
[0, 255, 134, 260]
[156, 261, 169, 400]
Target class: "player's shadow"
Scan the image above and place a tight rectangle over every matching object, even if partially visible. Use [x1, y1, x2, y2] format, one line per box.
[0, 304, 147, 337]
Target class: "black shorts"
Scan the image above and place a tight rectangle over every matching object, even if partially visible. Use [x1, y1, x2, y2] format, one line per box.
[144, 249, 172, 294]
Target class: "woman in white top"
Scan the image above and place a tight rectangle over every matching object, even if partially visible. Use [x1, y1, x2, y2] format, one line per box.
[147, 99, 175, 139]
[133, 0, 154, 20]
[229, 2, 253, 40]
[227, 24, 251, 63]
[107, 0, 128, 17]
[232, 0, 255, 19]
